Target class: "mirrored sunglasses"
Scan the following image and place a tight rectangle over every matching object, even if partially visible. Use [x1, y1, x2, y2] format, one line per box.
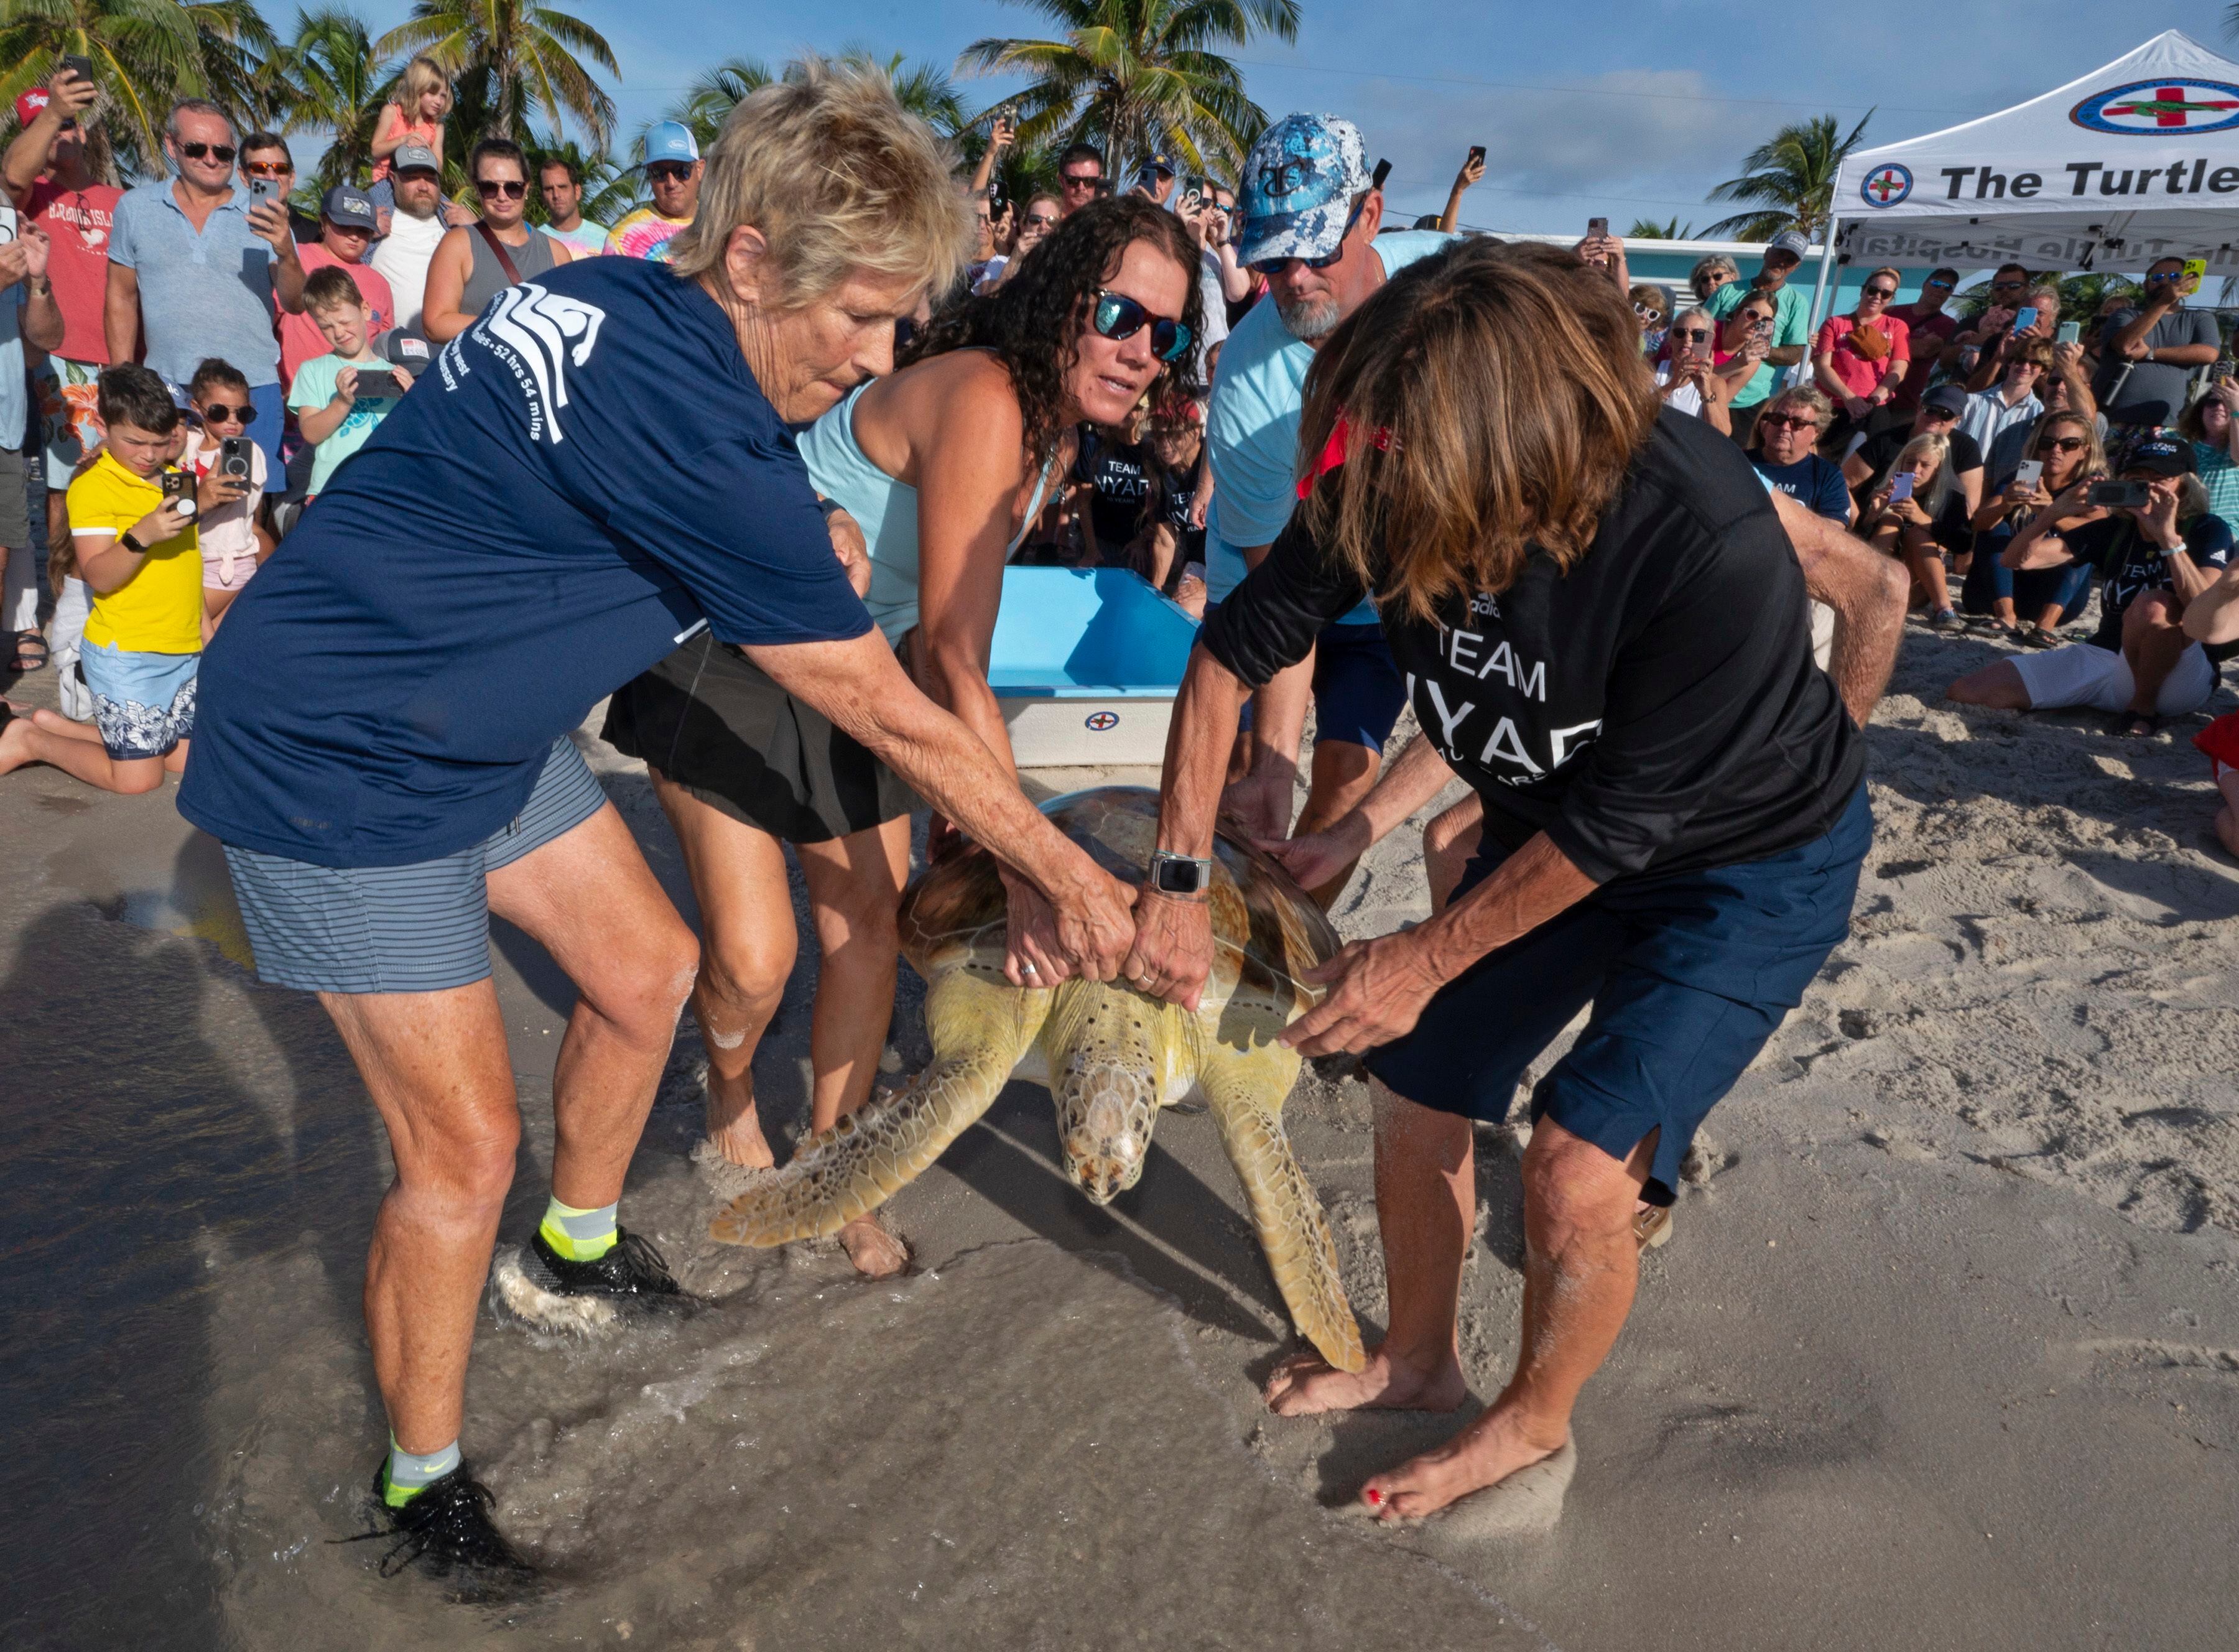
[1091, 289, 1192, 362]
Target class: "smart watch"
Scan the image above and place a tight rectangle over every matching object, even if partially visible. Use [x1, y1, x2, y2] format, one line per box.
[119, 531, 147, 554]
[1149, 850, 1215, 898]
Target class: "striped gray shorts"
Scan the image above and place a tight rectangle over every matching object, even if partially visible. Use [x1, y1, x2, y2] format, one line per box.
[221, 737, 609, 994]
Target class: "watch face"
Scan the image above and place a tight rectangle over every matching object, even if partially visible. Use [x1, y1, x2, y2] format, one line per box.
[1154, 857, 1207, 894]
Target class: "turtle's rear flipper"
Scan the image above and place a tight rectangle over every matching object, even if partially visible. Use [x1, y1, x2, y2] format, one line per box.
[1202, 1043, 1366, 1374]
[710, 968, 1047, 1247]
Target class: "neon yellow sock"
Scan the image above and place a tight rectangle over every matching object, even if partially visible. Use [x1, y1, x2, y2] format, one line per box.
[382, 1437, 460, 1506]
[539, 1195, 618, 1261]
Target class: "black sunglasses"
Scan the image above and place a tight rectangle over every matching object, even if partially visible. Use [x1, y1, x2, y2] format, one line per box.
[1090, 289, 1191, 362]
[1023, 212, 1057, 230]
[2044, 436, 2089, 453]
[475, 177, 527, 199]
[197, 401, 253, 422]
[1246, 193, 1366, 277]
[1862, 285, 1896, 299]
[1669, 327, 1712, 341]
[177, 141, 236, 163]
[1061, 171, 1101, 188]
[646, 163, 693, 185]
[1759, 413, 1820, 431]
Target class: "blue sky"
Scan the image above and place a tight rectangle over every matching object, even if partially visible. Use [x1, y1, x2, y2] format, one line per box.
[345, 1, 2233, 234]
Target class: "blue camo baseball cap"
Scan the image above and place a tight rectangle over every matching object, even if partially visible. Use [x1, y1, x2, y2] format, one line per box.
[1236, 113, 1371, 268]
[642, 120, 700, 167]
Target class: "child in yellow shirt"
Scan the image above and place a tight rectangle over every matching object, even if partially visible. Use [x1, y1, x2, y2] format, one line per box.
[0, 364, 248, 792]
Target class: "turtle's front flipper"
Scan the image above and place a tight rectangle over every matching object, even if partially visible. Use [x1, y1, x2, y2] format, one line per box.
[1200, 1042, 1366, 1373]
[711, 967, 1048, 1247]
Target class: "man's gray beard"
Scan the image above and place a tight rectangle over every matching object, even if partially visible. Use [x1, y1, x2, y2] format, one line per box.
[397, 197, 437, 221]
[1276, 294, 1340, 341]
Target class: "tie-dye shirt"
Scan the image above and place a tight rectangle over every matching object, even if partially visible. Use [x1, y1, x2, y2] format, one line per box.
[603, 206, 692, 262]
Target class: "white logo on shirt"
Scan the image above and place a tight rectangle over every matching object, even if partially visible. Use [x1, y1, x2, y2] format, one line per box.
[467, 282, 605, 445]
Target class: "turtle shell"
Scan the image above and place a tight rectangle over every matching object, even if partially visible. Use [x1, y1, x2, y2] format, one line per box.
[899, 786, 1340, 1019]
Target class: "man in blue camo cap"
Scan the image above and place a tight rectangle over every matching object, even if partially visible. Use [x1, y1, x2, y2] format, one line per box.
[1202, 113, 1457, 899]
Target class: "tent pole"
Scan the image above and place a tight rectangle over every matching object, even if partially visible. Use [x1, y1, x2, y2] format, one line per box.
[1795, 214, 1842, 391]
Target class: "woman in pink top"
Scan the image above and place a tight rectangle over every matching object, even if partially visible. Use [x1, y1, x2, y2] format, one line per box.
[1813, 266, 1910, 450]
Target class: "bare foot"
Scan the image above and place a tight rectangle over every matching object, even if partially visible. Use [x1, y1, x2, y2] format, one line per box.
[1263, 1343, 1470, 1418]
[0, 709, 35, 775]
[703, 1068, 776, 1169]
[837, 1213, 909, 1279]
[1361, 1401, 1569, 1521]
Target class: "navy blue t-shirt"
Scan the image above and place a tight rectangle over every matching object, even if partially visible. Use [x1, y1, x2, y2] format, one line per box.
[180, 258, 871, 866]
[1751, 453, 1851, 523]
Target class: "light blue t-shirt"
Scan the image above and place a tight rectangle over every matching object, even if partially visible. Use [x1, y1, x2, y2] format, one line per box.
[0, 198, 27, 444]
[1205, 230, 1456, 620]
[287, 352, 400, 494]
[109, 180, 284, 387]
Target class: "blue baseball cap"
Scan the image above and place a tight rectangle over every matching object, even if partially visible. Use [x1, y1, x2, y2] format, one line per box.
[322, 185, 378, 231]
[642, 120, 700, 167]
[1236, 113, 1371, 268]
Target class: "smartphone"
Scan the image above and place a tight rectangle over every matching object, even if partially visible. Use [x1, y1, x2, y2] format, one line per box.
[2056, 320, 2081, 346]
[354, 370, 406, 401]
[2013, 460, 2044, 490]
[1177, 182, 1203, 214]
[247, 177, 270, 201]
[1467, 144, 1486, 167]
[2010, 309, 2036, 336]
[2090, 480, 2149, 509]
[2184, 258, 2209, 284]
[59, 53, 93, 83]
[218, 435, 251, 480]
[1889, 473, 1916, 503]
[1587, 216, 1608, 239]
[160, 470, 190, 501]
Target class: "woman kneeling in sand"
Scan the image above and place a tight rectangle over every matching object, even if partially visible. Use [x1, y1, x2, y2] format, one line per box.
[601, 197, 1202, 1276]
[1120, 237, 1903, 1523]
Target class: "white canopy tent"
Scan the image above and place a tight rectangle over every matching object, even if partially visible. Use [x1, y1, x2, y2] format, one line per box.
[1807, 30, 2239, 334]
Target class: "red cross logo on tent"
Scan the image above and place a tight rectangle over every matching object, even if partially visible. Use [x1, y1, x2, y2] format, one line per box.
[1860, 164, 1912, 208]
[2104, 85, 2239, 127]
[2074, 78, 2239, 136]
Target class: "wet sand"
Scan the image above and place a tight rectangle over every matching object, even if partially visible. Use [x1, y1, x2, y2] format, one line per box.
[5, 628, 2238, 1650]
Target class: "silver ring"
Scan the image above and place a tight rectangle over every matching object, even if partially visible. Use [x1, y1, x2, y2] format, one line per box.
[1021, 961, 1040, 976]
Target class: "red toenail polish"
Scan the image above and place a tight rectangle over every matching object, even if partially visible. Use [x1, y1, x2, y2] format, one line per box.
[1365, 1488, 1383, 1506]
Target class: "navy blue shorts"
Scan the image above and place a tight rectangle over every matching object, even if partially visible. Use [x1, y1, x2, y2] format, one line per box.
[1230, 615, 1407, 753]
[1310, 621, 1407, 749]
[1364, 784, 1871, 1204]
[221, 736, 609, 994]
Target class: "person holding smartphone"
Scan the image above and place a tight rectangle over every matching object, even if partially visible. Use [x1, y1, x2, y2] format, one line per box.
[1959, 411, 2107, 639]
[2094, 256, 2222, 430]
[2177, 372, 2239, 538]
[104, 100, 305, 471]
[1949, 438, 2233, 733]
[1700, 228, 1812, 445]
[1439, 147, 1485, 233]
[1, 366, 205, 794]
[287, 266, 410, 504]
[181, 357, 270, 633]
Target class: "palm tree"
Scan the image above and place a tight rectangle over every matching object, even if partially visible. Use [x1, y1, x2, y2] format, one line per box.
[270, 6, 389, 191]
[659, 53, 769, 154]
[528, 131, 621, 225]
[957, 0, 1300, 180]
[841, 47, 966, 137]
[376, 0, 616, 151]
[0, 0, 281, 179]
[1704, 112, 1872, 240]
[1628, 216, 1694, 241]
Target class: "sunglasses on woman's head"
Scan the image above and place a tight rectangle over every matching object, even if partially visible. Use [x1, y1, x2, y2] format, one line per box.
[1091, 289, 1192, 362]
[177, 141, 236, 163]
[198, 402, 253, 422]
[476, 178, 527, 199]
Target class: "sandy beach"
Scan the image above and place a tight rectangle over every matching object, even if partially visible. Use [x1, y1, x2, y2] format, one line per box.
[6, 623, 2238, 1650]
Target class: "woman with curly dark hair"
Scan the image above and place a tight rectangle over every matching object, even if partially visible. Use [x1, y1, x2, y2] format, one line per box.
[601, 195, 1199, 1275]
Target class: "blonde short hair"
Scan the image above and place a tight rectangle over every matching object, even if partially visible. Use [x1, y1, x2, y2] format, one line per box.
[666, 56, 970, 312]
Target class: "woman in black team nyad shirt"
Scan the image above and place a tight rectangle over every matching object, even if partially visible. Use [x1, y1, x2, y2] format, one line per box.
[1122, 238, 1887, 1526]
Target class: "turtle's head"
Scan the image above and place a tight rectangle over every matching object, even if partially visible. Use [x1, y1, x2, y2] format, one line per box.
[1055, 1057, 1157, 1204]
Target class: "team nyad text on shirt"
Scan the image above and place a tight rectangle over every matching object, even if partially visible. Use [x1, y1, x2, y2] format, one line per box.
[1202, 411, 1863, 884]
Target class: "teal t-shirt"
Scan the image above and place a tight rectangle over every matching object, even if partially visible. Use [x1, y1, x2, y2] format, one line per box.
[288, 351, 401, 494]
[1705, 279, 1810, 407]
[1205, 230, 1457, 618]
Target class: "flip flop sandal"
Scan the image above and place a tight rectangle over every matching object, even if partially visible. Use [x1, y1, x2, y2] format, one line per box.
[1633, 1204, 1674, 1250]
[9, 630, 47, 671]
[2111, 710, 2163, 739]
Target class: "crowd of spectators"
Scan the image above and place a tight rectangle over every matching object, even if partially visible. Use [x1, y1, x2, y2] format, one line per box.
[0, 59, 699, 787]
[10, 62, 2239, 848]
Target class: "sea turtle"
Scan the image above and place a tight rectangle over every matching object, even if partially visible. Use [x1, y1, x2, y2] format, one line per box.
[709, 785, 1366, 1373]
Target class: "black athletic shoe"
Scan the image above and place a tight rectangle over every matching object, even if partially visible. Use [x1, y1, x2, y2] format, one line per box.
[340, 1464, 537, 1597]
[524, 1227, 691, 1309]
